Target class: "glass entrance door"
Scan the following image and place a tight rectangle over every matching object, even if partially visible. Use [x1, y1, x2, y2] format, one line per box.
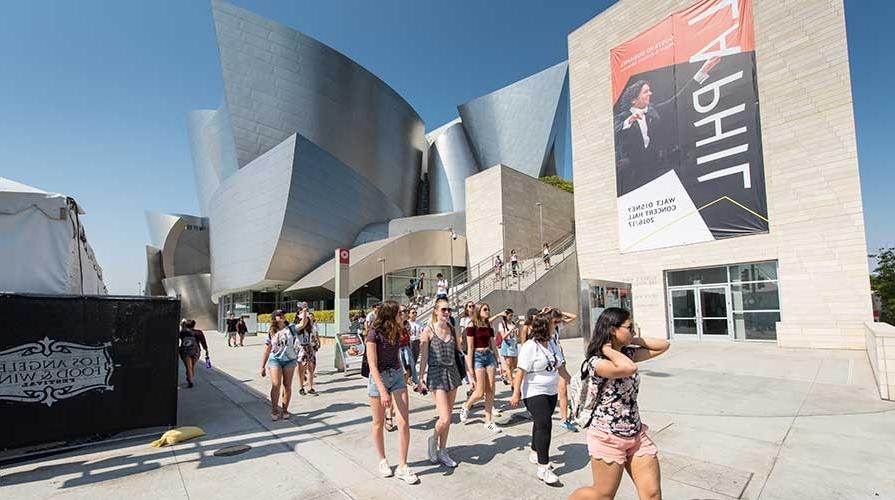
[670, 289, 697, 337]
[668, 286, 732, 339]
[698, 287, 730, 339]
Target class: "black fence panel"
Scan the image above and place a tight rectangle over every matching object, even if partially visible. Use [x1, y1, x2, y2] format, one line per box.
[0, 293, 180, 450]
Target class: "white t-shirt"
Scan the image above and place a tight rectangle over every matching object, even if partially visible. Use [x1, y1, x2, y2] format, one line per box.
[409, 321, 423, 342]
[436, 279, 448, 295]
[517, 339, 565, 399]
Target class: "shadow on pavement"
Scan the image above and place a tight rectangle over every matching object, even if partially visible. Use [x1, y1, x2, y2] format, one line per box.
[553, 442, 590, 476]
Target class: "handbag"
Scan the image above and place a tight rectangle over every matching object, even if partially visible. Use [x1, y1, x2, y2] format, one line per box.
[361, 352, 370, 378]
[454, 349, 467, 380]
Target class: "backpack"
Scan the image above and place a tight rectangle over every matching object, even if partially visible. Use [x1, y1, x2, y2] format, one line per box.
[569, 355, 606, 429]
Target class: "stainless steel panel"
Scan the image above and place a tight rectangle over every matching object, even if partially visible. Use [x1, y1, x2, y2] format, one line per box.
[187, 106, 239, 216]
[458, 61, 569, 178]
[144, 245, 166, 296]
[162, 274, 217, 330]
[428, 122, 479, 213]
[212, 1, 425, 215]
[208, 133, 405, 301]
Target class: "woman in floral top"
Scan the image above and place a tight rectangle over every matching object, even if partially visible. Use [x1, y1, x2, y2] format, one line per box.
[570, 307, 670, 500]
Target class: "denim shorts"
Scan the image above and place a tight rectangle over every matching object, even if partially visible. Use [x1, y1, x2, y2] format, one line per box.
[267, 354, 297, 370]
[473, 350, 497, 369]
[368, 367, 407, 397]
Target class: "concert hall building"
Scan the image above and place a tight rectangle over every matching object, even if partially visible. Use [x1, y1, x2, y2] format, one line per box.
[568, 0, 873, 348]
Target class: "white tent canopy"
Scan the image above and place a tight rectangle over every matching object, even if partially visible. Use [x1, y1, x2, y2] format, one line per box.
[0, 177, 107, 295]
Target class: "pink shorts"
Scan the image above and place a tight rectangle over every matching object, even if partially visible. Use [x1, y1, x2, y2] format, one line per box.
[587, 424, 658, 465]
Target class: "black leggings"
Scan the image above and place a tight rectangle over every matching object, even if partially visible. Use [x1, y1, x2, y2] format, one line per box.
[524, 393, 558, 465]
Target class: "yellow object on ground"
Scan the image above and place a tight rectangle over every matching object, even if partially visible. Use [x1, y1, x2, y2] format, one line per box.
[150, 426, 206, 447]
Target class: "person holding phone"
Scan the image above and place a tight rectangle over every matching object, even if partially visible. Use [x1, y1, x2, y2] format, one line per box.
[417, 297, 463, 468]
[259, 310, 297, 421]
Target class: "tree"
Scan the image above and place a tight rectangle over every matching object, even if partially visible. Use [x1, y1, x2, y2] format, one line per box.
[871, 247, 895, 324]
[539, 175, 573, 193]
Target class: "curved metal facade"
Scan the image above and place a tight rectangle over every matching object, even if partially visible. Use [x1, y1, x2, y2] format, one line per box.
[161, 214, 210, 278]
[458, 61, 569, 178]
[162, 274, 216, 330]
[428, 122, 479, 213]
[144, 245, 166, 296]
[211, 0, 425, 215]
[147, 0, 573, 316]
[187, 106, 239, 216]
[207, 133, 404, 301]
[146, 211, 180, 249]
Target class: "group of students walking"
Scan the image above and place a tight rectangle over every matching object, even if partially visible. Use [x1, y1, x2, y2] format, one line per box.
[357, 297, 670, 499]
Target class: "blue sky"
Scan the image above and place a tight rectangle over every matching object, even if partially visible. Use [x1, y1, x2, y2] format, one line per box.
[0, 0, 891, 294]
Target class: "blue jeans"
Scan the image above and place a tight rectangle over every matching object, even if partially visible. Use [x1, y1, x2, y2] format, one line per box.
[368, 367, 407, 397]
[473, 350, 497, 369]
[400, 346, 419, 384]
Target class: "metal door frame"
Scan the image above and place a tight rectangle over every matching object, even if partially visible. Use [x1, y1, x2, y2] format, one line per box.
[667, 284, 733, 340]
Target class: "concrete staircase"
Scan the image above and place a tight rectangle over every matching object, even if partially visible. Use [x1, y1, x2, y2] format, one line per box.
[417, 232, 577, 319]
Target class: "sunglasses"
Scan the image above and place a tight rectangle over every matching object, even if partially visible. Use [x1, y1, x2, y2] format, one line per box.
[439, 307, 453, 313]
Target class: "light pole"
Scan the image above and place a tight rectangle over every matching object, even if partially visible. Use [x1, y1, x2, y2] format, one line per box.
[447, 226, 455, 306]
[536, 202, 544, 247]
[377, 257, 386, 302]
[137, 281, 142, 296]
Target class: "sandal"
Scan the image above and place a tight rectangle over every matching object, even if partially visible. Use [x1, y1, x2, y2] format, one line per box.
[308, 388, 317, 396]
[271, 410, 280, 421]
[281, 404, 291, 419]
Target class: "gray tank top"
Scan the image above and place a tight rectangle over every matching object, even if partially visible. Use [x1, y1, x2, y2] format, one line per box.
[429, 327, 456, 367]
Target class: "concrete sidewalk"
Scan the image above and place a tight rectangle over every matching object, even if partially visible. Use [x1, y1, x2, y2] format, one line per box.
[2, 332, 894, 499]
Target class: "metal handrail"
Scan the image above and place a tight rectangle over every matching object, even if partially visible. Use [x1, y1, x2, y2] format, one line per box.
[416, 231, 577, 318]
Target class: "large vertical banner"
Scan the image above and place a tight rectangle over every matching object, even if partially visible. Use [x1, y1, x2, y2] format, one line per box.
[612, 0, 767, 253]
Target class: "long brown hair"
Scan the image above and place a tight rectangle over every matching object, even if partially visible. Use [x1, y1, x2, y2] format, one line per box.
[372, 300, 401, 343]
[269, 309, 286, 336]
[459, 301, 475, 319]
[472, 302, 491, 328]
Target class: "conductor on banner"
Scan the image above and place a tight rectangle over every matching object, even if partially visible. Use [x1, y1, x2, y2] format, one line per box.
[613, 56, 720, 193]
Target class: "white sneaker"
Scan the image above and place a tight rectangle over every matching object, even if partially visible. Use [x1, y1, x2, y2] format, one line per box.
[438, 449, 458, 468]
[483, 421, 502, 434]
[395, 464, 419, 484]
[459, 406, 469, 423]
[537, 463, 559, 485]
[529, 451, 538, 464]
[378, 459, 392, 478]
[492, 407, 503, 416]
[427, 434, 438, 464]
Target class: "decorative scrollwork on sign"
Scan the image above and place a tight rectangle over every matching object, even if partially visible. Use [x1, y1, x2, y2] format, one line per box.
[0, 337, 114, 407]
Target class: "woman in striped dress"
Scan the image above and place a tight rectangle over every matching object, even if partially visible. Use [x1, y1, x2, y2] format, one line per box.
[417, 297, 463, 468]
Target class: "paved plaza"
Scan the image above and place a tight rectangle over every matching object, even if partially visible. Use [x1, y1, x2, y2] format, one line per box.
[2, 332, 894, 499]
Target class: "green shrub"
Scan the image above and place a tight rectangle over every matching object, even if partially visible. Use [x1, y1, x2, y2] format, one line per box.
[257, 309, 364, 324]
[539, 175, 573, 193]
